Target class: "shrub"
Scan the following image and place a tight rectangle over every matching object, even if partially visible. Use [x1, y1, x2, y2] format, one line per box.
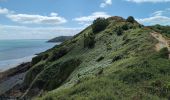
[33, 59, 81, 91]
[112, 55, 123, 62]
[147, 81, 170, 98]
[121, 71, 153, 84]
[159, 47, 169, 59]
[48, 47, 69, 61]
[115, 27, 123, 36]
[84, 32, 95, 48]
[42, 54, 49, 60]
[127, 16, 135, 23]
[96, 56, 104, 62]
[106, 42, 112, 50]
[92, 17, 109, 33]
[32, 55, 43, 65]
[24, 62, 45, 87]
[122, 24, 129, 30]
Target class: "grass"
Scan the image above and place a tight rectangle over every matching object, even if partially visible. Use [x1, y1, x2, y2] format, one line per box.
[21, 17, 170, 100]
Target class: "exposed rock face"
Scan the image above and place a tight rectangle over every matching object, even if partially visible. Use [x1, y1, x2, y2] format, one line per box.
[0, 62, 31, 96]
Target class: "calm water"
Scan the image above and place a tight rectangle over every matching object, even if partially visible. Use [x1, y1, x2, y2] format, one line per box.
[0, 40, 57, 71]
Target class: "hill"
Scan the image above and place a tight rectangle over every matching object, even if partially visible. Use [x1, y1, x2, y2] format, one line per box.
[1, 16, 170, 100]
[47, 36, 73, 42]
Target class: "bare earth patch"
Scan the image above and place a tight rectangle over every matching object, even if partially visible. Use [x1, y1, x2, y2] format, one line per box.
[150, 32, 170, 58]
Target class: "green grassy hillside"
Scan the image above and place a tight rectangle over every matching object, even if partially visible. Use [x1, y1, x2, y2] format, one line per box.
[21, 16, 170, 100]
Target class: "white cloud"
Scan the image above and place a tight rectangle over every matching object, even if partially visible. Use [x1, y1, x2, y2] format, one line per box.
[73, 12, 111, 26]
[7, 14, 67, 25]
[137, 16, 170, 25]
[152, 10, 164, 16]
[0, 8, 9, 14]
[137, 9, 170, 25]
[0, 7, 67, 25]
[126, 0, 170, 3]
[100, 0, 112, 8]
[50, 12, 58, 17]
[0, 25, 82, 39]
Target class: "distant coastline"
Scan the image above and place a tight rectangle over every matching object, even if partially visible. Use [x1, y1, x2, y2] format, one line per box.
[47, 36, 72, 42]
[0, 39, 57, 71]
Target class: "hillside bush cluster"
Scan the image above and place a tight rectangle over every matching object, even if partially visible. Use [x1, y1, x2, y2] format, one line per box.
[31, 59, 81, 92]
[126, 16, 135, 23]
[84, 32, 95, 48]
[147, 80, 170, 98]
[48, 47, 69, 61]
[32, 55, 44, 65]
[158, 47, 169, 59]
[92, 17, 110, 33]
[115, 27, 123, 36]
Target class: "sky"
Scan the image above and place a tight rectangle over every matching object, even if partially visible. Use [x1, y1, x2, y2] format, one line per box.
[0, 0, 170, 39]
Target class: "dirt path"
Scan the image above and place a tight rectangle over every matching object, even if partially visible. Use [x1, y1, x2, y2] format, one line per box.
[150, 32, 170, 58]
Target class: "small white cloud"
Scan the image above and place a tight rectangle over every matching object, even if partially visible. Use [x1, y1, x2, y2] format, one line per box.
[73, 12, 111, 26]
[152, 10, 164, 16]
[126, 0, 170, 3]
[50, 12, 58, 17]
[100, 0, 112, 8]
[0, 8, 9, 14]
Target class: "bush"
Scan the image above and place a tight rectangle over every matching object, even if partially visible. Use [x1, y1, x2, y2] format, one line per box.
[159, 47, 169, 59]
[49, 47, 69, 61]
[92, 17, 109, 33]
[122, 24, 129, 30]
[147, 80, 170, 98]
[127, 16, 135, 23]
[106, 42, 112, 50]
[33, 59, 81, 91]
[121, 70, 153, 84]
[84, 32, 95, 48]
[115, 27, 123, 36]
[96, 56, 104, 62]
[112, 55, 123, 62]
[32, 55, 43, 65]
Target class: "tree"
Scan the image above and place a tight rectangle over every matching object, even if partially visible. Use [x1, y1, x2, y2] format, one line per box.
[84, 32, 95, 48]
[159, 47, 169, 59]
[127, 16, 135, 23]
[116, 27, 123, 36]
[92, 17, 109, 33]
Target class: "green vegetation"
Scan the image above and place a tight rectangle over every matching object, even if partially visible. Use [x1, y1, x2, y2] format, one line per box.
[48, 36, 73, 43]
[92, 17, 109, 33]
[149, 24, 170, 38]
[115, 26, 123, 36]
[126, 16, 135, 23]
[84, 32, 95, 48]
[16, 16, 170, 100]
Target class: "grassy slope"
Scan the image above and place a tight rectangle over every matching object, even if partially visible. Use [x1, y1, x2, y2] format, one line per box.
[23, 17, 170, 100]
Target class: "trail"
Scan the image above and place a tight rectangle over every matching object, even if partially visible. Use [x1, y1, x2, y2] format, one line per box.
[150, 32, 170, 58]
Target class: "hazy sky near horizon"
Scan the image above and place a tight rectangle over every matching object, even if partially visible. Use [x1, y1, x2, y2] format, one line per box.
[0, 0, 170, 39]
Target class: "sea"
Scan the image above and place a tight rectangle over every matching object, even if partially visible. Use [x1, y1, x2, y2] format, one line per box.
[0, 39, 57, 71]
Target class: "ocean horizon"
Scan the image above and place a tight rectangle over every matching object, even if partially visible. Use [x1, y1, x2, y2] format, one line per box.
[0, 39, 57, 71]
